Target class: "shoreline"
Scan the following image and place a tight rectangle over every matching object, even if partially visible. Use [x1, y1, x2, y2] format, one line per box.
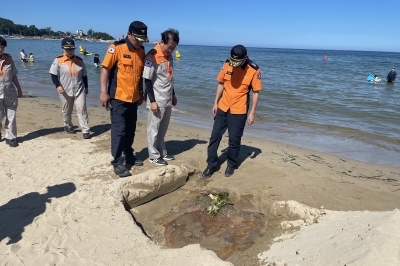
[7, 39, 400, 170]
[22, 89, 400, 169]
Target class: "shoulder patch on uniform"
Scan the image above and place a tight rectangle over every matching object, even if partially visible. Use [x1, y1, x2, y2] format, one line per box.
[148, 49, 157, 55]
[257, 72, 261, 80]
[56, 54, 64, 58]
[113, 39, 125, 46]
[248, 60, 259, 70]
[145, 59, 153, 67]
[108, 47, 115, 54]
[123, 54, 131, 58]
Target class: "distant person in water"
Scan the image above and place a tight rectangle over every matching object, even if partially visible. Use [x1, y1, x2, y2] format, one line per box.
[94, 54, 100, 67]
[83, 49, 90, 55]
[20, 49, 27, 61]
[386, 67, 396, 83]
[28, 53, 34, 62]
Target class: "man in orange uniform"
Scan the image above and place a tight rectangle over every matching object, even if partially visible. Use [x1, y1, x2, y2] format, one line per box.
[202, 45, 262, 178]
[99, 21, 148, 178]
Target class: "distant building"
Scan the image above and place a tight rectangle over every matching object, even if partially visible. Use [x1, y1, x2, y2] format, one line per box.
[76, 30, 83, 37]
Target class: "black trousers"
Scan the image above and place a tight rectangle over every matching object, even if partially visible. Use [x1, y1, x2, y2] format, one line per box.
[206, 108, 247, 169]
[110, 99, 138, 166]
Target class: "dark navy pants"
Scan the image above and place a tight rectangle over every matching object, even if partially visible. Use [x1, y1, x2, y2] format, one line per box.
[110, 99, 138, 166]
[206, 108, 247, 169]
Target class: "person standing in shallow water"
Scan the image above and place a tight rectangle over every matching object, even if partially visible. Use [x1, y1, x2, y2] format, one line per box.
[202, 45, 262, 178]
[0, 37, 23, 147]
[94, 54, 100, 68]
[49, 38, 91, 139]
[20, 49, 27, 62]
[143, 28, 179, 166]
[386, 66, 396, 83]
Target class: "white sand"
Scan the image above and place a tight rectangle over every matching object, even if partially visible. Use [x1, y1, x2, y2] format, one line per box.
[259, 202, 400, 266]
[0, 136, 230, 266]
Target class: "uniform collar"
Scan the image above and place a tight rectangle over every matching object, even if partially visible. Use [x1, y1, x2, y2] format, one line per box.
[155, 43, 170, 60]
[125, 37, 134, 50]
[240, 59, 248, 70]
[0, 53, 9, 60]
[61, 54, 75, 62]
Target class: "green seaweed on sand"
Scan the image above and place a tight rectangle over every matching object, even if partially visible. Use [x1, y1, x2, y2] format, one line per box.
[205, 192, 229, 217]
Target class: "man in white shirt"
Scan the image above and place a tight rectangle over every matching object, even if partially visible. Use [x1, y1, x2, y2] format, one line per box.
[19, 49, 26, 61]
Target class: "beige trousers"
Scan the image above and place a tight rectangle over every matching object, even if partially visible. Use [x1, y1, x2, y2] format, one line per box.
[0, 97, 18, 139]
[147, 106, 172, 160]
[59, 92, 90, 133]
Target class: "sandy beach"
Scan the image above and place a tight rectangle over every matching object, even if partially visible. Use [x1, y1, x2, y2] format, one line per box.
[1, 96, 400, 266]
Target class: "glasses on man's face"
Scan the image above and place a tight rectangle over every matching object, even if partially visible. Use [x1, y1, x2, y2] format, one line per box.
[163, 43, 176, 51]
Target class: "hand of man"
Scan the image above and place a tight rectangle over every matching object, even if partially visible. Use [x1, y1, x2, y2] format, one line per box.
[212, 103, 218, 116]
[17, 88, 23, 98]
[85, 88, 89, 95]
[57, 86, 65, 94]
[247, 113, 255, 125]
[99, 91, 110, 108]
[151, 102, 159, 113]
[137, 93, 144, 106]
[172, 95, 177, 106]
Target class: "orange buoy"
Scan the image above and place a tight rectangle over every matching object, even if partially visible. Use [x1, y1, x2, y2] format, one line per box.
[323, 55, 328, 61]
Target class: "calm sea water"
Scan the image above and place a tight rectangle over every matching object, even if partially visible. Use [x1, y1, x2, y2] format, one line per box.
[4, 39, 400, 167]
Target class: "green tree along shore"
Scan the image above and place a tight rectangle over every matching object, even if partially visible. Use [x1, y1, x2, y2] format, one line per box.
[0, 17, 115, 40]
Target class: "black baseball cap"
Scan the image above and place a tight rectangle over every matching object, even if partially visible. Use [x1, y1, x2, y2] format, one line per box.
[392, 66, 395, 69]
[129, 21, 148, 42]
[61, 38, 75, 49]
[229, 45, 247, 67]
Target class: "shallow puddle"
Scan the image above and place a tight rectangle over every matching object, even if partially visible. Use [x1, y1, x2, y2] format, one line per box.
[156, 192, 266, 260]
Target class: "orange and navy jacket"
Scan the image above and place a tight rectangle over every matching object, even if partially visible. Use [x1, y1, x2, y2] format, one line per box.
[102, 38, 145, 103]
[216, 59, 262, 114]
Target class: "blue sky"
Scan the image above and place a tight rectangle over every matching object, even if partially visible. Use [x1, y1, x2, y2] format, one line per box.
[4, 0, 400, 52]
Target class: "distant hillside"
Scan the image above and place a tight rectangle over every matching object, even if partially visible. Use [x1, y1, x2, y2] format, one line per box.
[0, 17, 115, 40]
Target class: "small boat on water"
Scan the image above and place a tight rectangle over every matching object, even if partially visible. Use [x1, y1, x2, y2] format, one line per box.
[79, 45, 92, 56]
[175, 50, 180, 58]
[367, 73, 381, 83]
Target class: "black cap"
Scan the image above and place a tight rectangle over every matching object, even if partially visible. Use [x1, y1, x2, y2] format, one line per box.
[61, 38, 75, 49]
[229, 45, 247, 67]
[129, 21, 148, 42]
